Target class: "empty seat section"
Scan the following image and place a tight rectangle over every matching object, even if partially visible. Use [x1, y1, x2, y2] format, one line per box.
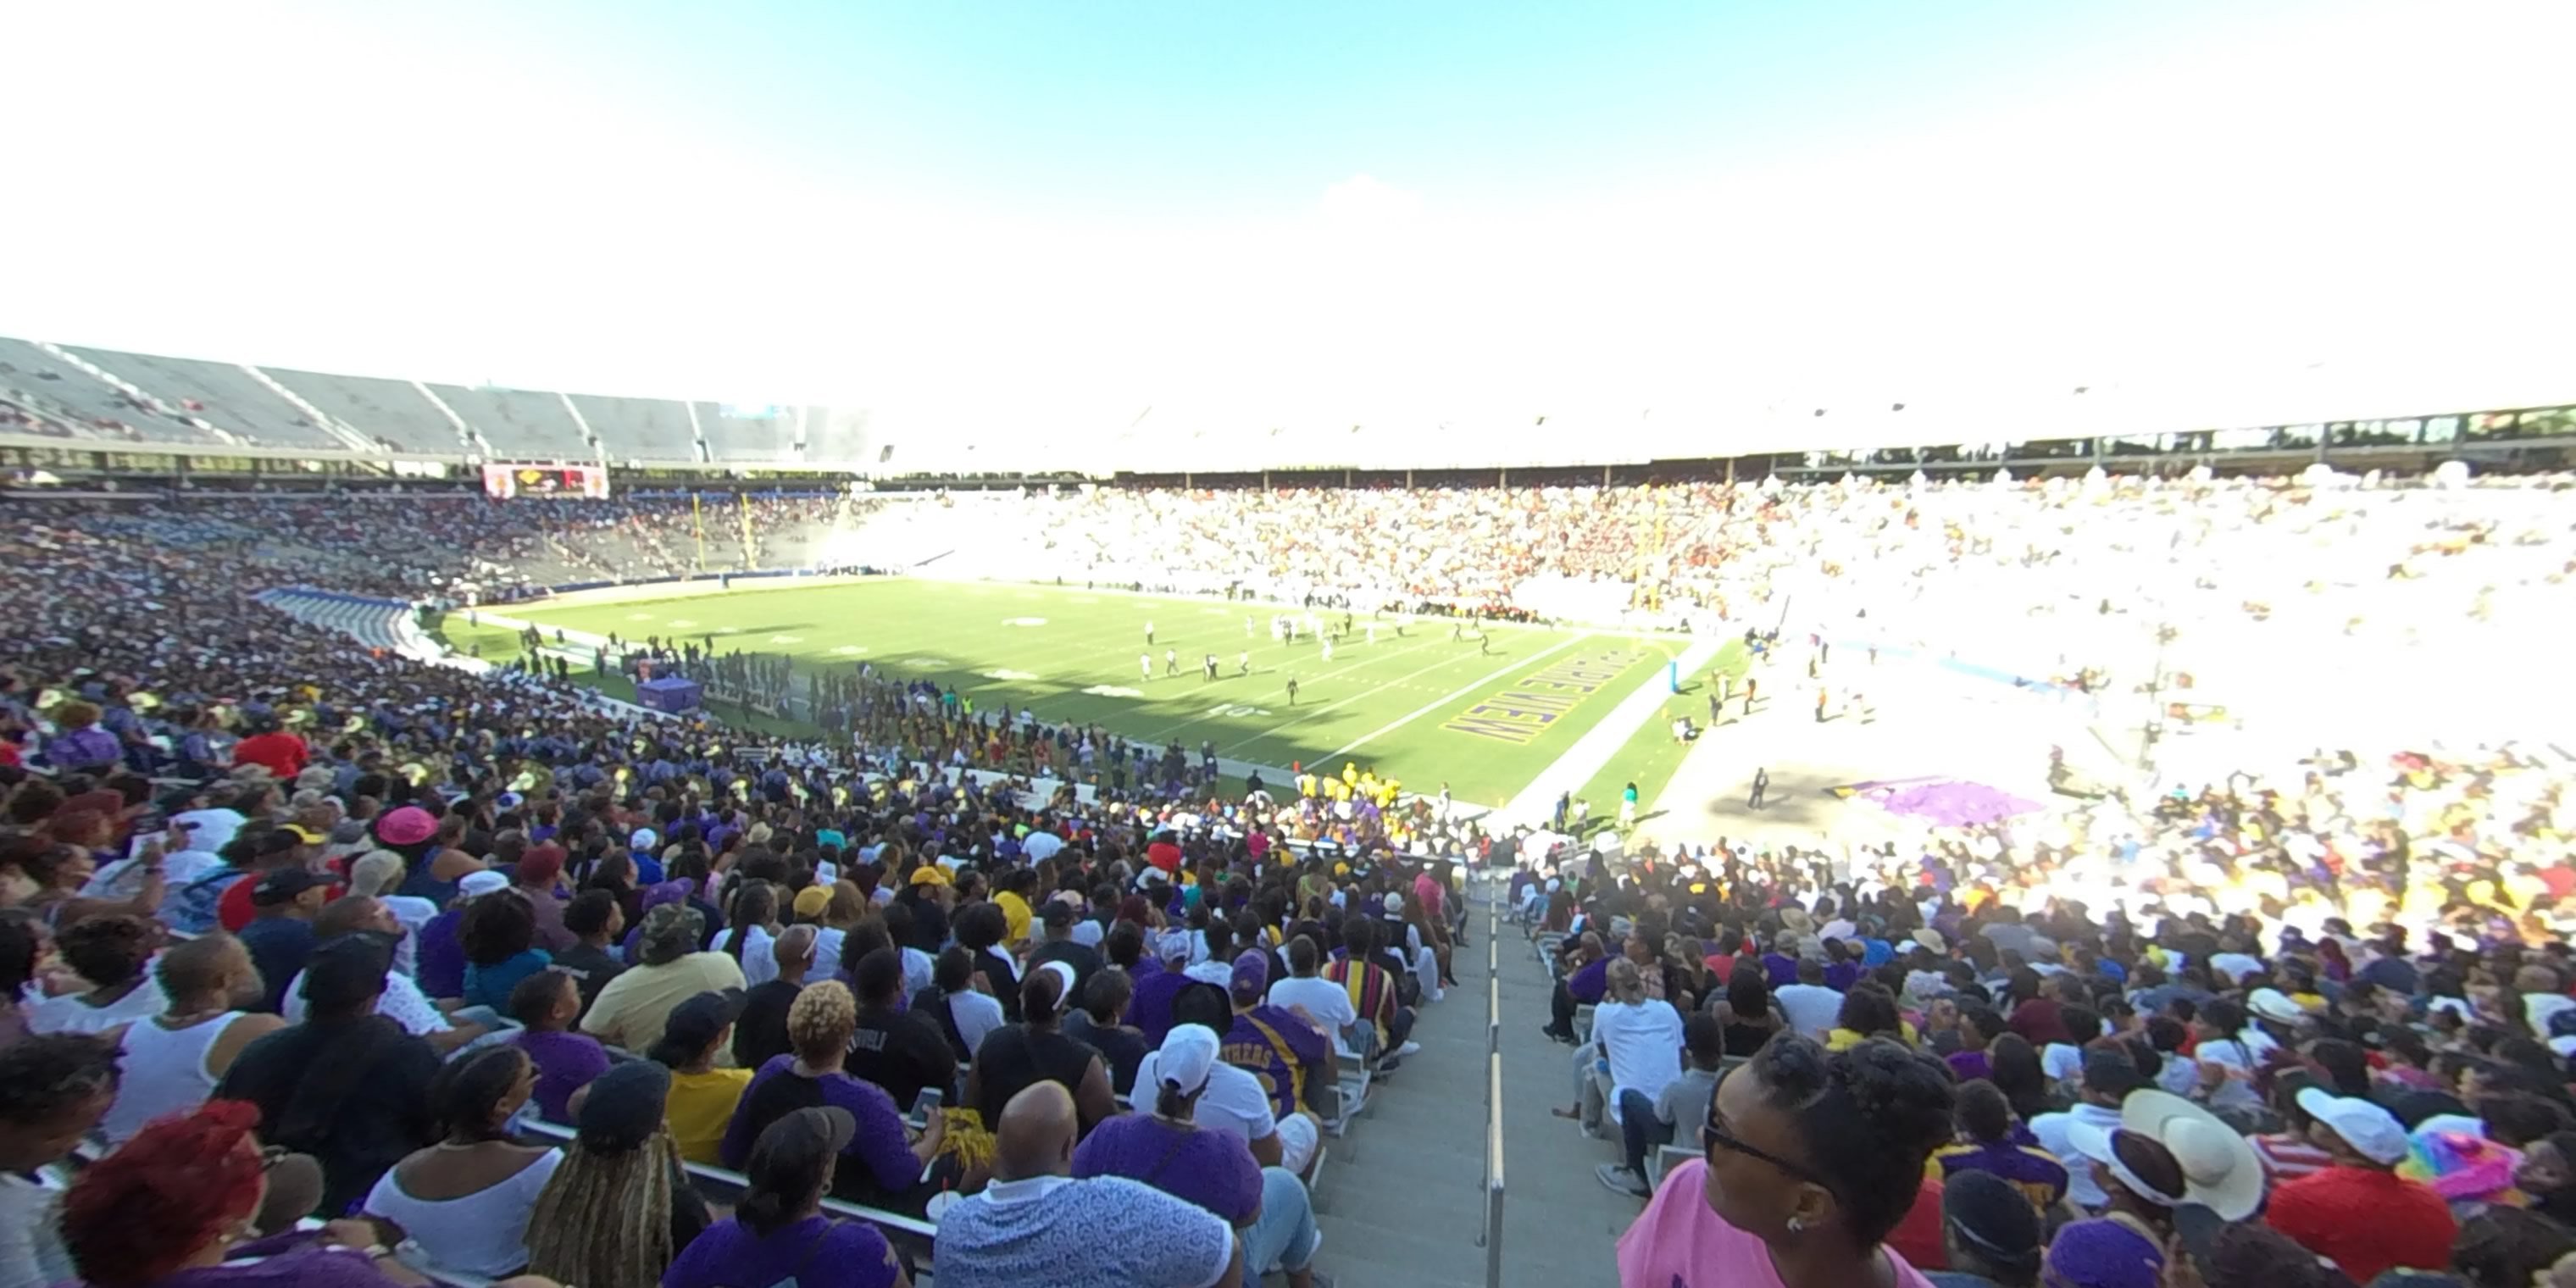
[699, 402, 796, 463]
[569, 394, 696, 460]
[267, 369, 462, 453]
[62, 348, 343, 451]
[0, 338, 223, 444]
[425, 385, 591, 459]
[807, 406, 878, 464]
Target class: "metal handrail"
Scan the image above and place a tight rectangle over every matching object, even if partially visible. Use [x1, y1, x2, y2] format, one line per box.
[1485, 1050, 1506, 1288]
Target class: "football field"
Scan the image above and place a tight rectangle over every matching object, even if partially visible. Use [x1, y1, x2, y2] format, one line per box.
[454, 579, 1702, 807]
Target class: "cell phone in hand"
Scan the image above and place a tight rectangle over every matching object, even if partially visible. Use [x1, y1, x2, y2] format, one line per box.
[912, 1088, 943, 1119]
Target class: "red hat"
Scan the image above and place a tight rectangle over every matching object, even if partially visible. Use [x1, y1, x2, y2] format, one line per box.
[517, 845, 567, 889]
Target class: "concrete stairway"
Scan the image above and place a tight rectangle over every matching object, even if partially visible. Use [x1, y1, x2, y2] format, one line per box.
[1299, 884, 1635, 1287]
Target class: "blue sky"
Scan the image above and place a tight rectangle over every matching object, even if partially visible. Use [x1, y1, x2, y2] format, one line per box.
[8, 0, 2570, 452]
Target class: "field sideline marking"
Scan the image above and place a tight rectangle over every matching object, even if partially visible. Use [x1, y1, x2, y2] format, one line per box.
[1312, 632, 1596, 764]
[1500, 638, 1721, 825]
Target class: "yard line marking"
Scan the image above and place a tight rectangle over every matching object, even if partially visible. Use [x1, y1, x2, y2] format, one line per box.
[1295, 632, 1596, 763]
[1219, 637, 1546, 758]
[1146, 635, 1452, 743]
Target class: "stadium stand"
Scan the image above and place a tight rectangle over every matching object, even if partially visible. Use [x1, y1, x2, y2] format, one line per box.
[0, 336, 228, 445]
[699, 402, 799, 464]
[422, 384, 595, 459]
[569, 393, 697, 461]
[807, 406, 880, 466]
[59, 348, 352, 453]
[264, 368, 469, 454]
[8, 438, 2576, 1288]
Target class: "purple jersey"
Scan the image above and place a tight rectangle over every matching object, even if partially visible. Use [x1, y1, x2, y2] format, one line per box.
[1223, 1005, 1328, 1119]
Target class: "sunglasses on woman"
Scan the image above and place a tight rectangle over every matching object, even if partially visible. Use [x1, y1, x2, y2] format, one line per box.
[1702, 1108, 1838, 1198]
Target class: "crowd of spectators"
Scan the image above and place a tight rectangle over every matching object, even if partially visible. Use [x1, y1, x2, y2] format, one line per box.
[1513, 730, 2576, 1287]
[869, 472, 2574, 755]
[0, 713, 1484, 1285]
[2, 468, 2573, 1288]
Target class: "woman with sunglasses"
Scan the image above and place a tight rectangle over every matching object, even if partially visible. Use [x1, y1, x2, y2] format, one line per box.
[1617, 1033, 1955, 1288]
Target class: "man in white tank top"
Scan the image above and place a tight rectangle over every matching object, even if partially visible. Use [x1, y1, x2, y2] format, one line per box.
[100, 934, 283, 1145]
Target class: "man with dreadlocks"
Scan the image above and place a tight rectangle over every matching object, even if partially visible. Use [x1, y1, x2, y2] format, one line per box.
[524, 1060, 711, 1288]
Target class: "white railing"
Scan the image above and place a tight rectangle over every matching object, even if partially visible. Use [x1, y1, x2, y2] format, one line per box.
[1481, 897, 1505, 1288]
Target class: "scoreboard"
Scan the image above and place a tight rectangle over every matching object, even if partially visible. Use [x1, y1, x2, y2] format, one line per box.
[482, 464, 610, 499]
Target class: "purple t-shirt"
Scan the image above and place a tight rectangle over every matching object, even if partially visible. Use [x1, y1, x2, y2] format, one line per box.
[1124, 969, 1194, 1048]
[1069, 1113, 1262, 1223]
[416, 908, 466, 1000]
[1945, 1049, 1993, 1082]
[514, 1028, 612, 1124]
[138, 1244, 404, 1288]
[1566, 956, 1610, 1005]
[718, 1056, 918, 1191]
[659, 1213, 901, 1288]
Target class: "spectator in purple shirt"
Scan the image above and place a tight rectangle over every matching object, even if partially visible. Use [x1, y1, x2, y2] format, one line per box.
[663, 1108, 909, 1288]
[511, 846, 575, 954]
[1071, 1023, 1325, 1288]
[1542, 933, 1609, 1043]
[1125, 936, 1197, 1049]
[508, 969, 609, 1124]
[1763, 930, 1803, 988]
[717, 981, 952, 1204]
[40, 701, 125, 774]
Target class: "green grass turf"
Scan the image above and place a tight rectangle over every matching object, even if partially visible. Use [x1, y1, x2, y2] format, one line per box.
[1571, 691, 1700, 836]
[429, 613, 820, 741]
[462, 580, 1690, 807]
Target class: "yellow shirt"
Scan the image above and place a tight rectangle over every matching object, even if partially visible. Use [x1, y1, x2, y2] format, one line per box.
[665, 1067, 753, 1163]
[996, 890, 1033, 945]
[1825, 1020, 1920, 1052]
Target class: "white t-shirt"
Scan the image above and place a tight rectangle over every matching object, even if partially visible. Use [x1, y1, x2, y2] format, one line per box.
[1269, 975, 1359, 1037]
[283, 969, 455, 1035]
[86, 849, 225, 904]
[948, 990, 1006, 1059]
[737, 924, 780, 987]
[2194, 1028, 2280, 1111]
[170, 808, 248, 855]
[0, 1170, 72, 1288]
[364, 1149, 564, 1279]
[27, 980, 169, 1035]
[2207, 952, 2264, 985]
[2528, 992, 2576, 1035]
[810, 926, 848, 983]
[2040, 1041, 2085, 1084]
[380, 895, 439, 980]
[902, 947, 936, 999]
[1133, 1047, 1279, 1149]
[1774, 983, 1844, 1041]
[1592, 999, 1685, 1123]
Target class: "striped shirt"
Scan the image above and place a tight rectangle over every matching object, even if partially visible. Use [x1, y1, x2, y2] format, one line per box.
[1932, 1140, 2072, 1211]
[2253, 1133, 2336, 1183]
[1322, 958, 1399, 1046]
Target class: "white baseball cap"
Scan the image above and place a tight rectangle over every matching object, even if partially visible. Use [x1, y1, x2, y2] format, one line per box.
[2294, 1087, 2409, 1166]
[1156, 1024, 1221, 1098]
[457, 870, 509, 900]
[2246, 987, 2307, 1024]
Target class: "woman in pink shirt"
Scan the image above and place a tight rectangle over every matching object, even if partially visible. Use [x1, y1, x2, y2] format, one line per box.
[1617, 1034, 1955, 1288]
